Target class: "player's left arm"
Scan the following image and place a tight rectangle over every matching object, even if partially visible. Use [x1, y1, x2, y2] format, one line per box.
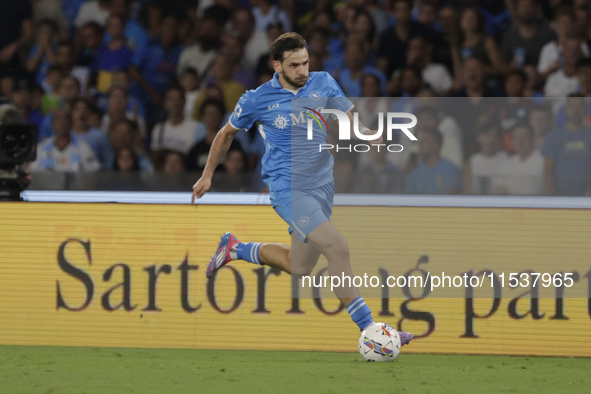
[345, 110, 384, 144]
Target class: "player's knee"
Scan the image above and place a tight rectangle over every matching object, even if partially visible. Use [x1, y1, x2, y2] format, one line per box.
[324, 237, 349, 262]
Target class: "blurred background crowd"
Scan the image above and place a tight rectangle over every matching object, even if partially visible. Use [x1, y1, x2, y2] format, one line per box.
[6, 0, 591, 196]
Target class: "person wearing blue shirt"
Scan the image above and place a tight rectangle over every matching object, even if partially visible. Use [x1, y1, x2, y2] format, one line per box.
[190, 32, 414, 346]
[104, 0, 149, 62]
[337, 40, 387, 97]
[129, 15, 182, 109]
[542, 94, 591, 196]
[90, 14, 134, 95]
[404, 128, 462, 194]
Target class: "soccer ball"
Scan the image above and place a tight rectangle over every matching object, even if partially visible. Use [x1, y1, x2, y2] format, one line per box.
[358, 322, 401, 362]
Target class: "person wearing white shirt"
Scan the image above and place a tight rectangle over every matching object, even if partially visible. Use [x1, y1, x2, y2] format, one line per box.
[464, 120, 508, 195]
[492, 123, 544, 195]
[151, 86, 199, 154]
[544, 38, 582, 98]
[251, 0, 292, 33]
[30, 108, 100, 172]
[74, 0, 110, 28]
[231, 8, 269, 71]
[538, 9, 589, 80]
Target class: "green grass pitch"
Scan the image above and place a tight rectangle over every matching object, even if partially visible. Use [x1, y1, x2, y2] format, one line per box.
[1, 346, 590, 393]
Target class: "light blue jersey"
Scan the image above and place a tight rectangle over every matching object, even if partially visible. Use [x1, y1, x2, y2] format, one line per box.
[229, 71, 353, 192]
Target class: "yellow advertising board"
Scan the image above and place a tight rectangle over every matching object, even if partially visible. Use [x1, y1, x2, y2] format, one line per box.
[0, 203, 590, 357]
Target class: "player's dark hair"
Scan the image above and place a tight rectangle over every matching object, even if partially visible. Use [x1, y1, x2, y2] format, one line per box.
[271, 32, 307, 62]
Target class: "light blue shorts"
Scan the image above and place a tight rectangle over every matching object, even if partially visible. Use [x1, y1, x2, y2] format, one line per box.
[270, 182, 335, 242]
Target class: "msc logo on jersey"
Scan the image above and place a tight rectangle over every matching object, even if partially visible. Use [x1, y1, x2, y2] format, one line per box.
[273, 114, 289, 130]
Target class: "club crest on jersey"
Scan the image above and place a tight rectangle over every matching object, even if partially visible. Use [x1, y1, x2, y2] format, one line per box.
[309, 91, 321, 101]
[273, 114, 289, 130]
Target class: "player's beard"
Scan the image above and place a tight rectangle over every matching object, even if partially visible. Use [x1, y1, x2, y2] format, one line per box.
[282, 71, 308, 88]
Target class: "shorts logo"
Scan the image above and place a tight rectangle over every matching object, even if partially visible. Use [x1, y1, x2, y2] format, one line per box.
[299, 216, 310, 227]
[273, 114, 289, 130]
[309, 91, 321, 101]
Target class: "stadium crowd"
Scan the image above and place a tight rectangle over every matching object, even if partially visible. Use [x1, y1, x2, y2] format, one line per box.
[7, 0, 591, 196]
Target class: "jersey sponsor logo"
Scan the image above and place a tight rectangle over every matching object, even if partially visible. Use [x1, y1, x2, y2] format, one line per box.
[273, 114, 289, 130]
[268, 103, 279, 110]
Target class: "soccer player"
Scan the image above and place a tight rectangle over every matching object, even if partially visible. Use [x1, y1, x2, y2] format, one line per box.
[191, 32, 413, 345]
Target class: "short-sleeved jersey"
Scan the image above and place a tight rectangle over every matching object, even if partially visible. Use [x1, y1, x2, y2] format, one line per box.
[229, 71, 353, 192]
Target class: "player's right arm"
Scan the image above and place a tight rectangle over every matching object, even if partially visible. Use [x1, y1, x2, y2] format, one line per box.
[191, 92, 257, 204]
[191, 122, 240, 204]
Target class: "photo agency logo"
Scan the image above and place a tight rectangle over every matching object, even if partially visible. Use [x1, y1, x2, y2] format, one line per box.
[304, 108, 418, 153]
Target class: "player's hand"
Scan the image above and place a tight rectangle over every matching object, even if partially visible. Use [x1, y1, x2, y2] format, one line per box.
[364, 129, 384, 144]
[191, 176, 212, 205]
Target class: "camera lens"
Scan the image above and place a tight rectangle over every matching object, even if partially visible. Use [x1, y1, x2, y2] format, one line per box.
[2, 129, 32, 159]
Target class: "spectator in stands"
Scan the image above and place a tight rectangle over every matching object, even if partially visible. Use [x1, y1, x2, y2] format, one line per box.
[501, 0, 556, 68]
[71, 98, 112, 169]
[464, 119, 508, 195]
[10, 81, 44, 130]
[177, 6, 223, 77]
[231, 8, 269, 72]
[30, 107, 100, 172]
[31, 0, 69, 35]
[55, 41, 89, 92]
[492, 123, 544, 195]
[146, 0, 198, 37]
[390, 65, 424, 99]
[337, 39, 386, 97]
[221, 33, 257, 91]
[186, 99, 241, 172]
[544, 38, 582, 98]
[129, 15, 182, 110]
[75, 0, 110, 29]
[90, 14, 134, 95]
[404, 129, 461, 194]
[417, 2, 437, 29]
[113, 147, 140, 171]
[377, 0, 435, 78]
[576, 58, 591, 97]
[538, 7, 589, 83]
[192, 54, 245, 120]
[417, 105, 463, 170]
[100, 86, 147, 142]
[27, 20, 57, 86]
[542, 94, 591, 196]
[448, 57, 503, 156]
[404, 36, 452, 96]
[108, 118, 152, 171]
[355, 146, 401, 194]
[251, 0, 291, 33]
[0, 0, 33, 76]
[150, 86, 198, 156]
[162, 150, 186, 175]
[77, 22, 103, 68]
[457, 7, 506, 76]
[180, 68, 201, 119]
[529, 105, 553, 150]
[307, 27, 339, 74]
[106, 0, 148, 58]
[348, 8, 378, 52]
